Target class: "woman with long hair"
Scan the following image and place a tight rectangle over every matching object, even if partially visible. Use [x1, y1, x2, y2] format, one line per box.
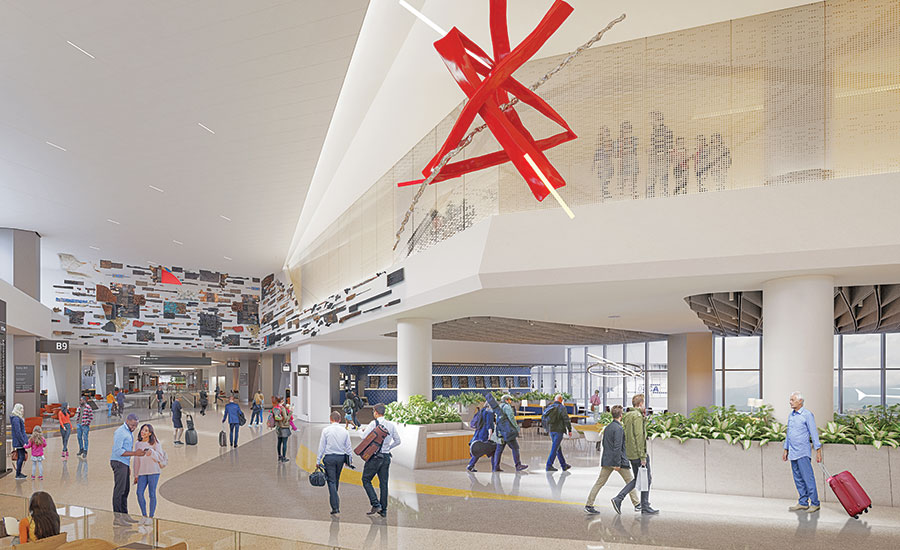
[10, 403, 27, 480]
[271, 396, 292, 462]
[58, 402, 72, 460]
[133, 424, 166, 524]
[18, 491, 60, 543]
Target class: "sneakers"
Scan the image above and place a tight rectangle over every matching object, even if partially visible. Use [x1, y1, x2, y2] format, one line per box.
[611, 498, 622, 515]
[515, 464, 528, 471]
[466, 466, 476, 472]
[634, 504, 642, 512]
[38, 476, 43, 480]
[807, 505, 821, 513]
[546, 466, 558, 472]
[561, 464, 572, 471]
[15, 474, 27, 480]
[789, 504, 809, 512]
[31, 475, 35, 480]
[366, 506, 382, 516]
[584, 505, 600, 515]
[173, 441, 183, 446]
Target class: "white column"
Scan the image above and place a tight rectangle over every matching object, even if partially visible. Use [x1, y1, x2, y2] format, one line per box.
[46, 350, 82, 406]
[667, 333, 714, 415]
[762, 275, 834, 425]
[397, 318, 433, 402]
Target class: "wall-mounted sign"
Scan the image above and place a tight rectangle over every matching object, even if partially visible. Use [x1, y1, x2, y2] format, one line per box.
[226, 360, 241, 368]
[282, 363, 291, 372]
[297, 365, 310, 376]
[14, 365, 35, 393]
[36, 340, 69, 354]
[239, 371, 248, 386]
[140, 356, 211, 366]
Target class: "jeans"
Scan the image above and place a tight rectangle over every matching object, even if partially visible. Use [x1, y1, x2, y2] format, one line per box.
[586, 466, 639, 507]
[110, 461, 130, 514]
[250, 409, 261, 425]
[228, 422, 239, 446]
[136, 473, 160, 517]
[362, 454, 391, 511]
[15, 448, 25, 476]
[60, 424, 71, 452]
[323, 454, 346, 513]
[31, 457, 44, 477]
[277, 434, 289, 459]
[107, 403, 112, 417]
[546, 431, 568, 469]
[77, 424, 90, 453]
[616, 456, 652, 508]
[351, 411, 360, 428]
[790, 457, 820, 506]
[492, 438, 521, 471]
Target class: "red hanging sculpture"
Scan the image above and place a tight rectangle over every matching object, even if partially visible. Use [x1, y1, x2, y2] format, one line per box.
[397, 0, 577, 202]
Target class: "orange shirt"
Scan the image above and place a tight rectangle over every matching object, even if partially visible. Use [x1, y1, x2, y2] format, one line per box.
[58, 410, 71, 426]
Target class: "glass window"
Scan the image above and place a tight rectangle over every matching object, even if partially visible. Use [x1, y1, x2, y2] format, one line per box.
[649, 369, 668, 411]
[605, 344, 624, 363]
[885, 370, 900, 406]
[648, 341, 667, 367]
[886, 333, 900, 368]
[714, 336, 723, 370]
[842, 334, 881, 369]
[842, 369, 882, 412]
[834, 368, 840, 410]
[724, 371, 759, 411]
[626, 343, 646, 367]
[715, 370, 723, 407]
[605, 373, 624, 409]
[834, 335, 840, 369]
[724, 336, 760, 370]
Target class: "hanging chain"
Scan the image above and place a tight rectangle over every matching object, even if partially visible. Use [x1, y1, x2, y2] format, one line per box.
[393, 13, 627, 251]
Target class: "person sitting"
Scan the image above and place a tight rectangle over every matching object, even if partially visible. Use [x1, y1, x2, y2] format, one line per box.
[18, 491, 60, 543]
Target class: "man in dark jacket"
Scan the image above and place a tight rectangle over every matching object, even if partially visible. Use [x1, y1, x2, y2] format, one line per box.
[115, 388, 126, 418]
[584, 405, 640, 514]
[467, 402, 495, 472]
[542, 394, 572, 472]
[222, 396, 242, 447]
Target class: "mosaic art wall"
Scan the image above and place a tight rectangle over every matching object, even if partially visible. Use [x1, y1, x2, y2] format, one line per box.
[294, 0, 900, 305]
[49, 254, 260, 350]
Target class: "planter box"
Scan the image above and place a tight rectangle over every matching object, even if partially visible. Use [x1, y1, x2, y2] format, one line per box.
[391, 422, 470, 470]
[649, 438, 706, 493]
[650, 438, 896, 507]
[705, 439, 763, 497]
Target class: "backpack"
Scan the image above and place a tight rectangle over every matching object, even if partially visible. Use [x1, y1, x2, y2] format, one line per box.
[470, 409, 484, 431]
[354, 395, 364, 410]
[494, 405, 518, 443]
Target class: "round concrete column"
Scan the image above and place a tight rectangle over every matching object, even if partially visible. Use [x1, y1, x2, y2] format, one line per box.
[397, 318, 433, 402]
[762, 275, 834, 425]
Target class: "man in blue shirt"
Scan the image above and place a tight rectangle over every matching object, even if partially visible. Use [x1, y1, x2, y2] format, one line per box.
[783, 391, 823, 513]
[110, 414, 150, 524]
[222, 396, 242, 447]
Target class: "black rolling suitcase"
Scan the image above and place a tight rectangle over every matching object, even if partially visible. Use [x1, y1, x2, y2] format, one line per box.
[184, 414, 198, 446]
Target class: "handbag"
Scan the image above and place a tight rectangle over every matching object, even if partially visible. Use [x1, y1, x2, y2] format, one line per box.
[238, 409, 247, 426]
[309, 465, 326, 487]
[635, 465, 650, 492]
[266, 413, 276, 428]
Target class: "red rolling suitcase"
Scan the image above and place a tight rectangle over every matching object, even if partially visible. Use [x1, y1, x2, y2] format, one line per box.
[821, 464, 871, 519]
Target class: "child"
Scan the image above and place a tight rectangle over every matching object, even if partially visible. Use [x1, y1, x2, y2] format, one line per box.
[24, 427, 47, 480]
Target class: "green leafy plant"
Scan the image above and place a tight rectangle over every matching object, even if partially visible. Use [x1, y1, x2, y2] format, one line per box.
[434, 392, 488, 407]
[757, 422, 786, 446]
[384, 395, 462, 425]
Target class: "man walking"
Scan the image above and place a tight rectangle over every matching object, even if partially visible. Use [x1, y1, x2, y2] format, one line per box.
[318, 411, 354, 516]
[585, 405, 640, 514]
[222, 395, 242, 447]
[172, 396, 184, 445]
[116, 388, 126, 418]
[613, 394, 659, 515]
[467, 401, 494, 472]
[543, 394, 572, 472]
[360, 403, 401, 518]
[491, 394, 528, 472]
[784, 391, 823, 513]
[110, 413, 150, 525]
[155, 386, 165, 416]
[76, 396, 93, 458]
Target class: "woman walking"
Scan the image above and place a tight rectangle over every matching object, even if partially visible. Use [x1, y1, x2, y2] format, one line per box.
[271, 396, 292, 462]
[18, 492, 60, 543]
[58, 402, 72, 460]
[133, 424, 166, 525]
[24, 426, 48, 480]
[11, 403, 28, 480]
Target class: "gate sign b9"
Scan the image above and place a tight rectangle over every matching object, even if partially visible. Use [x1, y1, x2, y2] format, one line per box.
[36, 340, 69, 354]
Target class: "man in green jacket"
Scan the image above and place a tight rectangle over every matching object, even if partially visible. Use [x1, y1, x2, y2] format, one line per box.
[612, 394, 659, 515]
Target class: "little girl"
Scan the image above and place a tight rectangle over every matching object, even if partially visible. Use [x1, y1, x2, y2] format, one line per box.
[24, 426, 47, 480]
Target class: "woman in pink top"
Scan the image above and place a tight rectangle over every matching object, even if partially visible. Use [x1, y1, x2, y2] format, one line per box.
[24, 426, 47, 480]
[132, 424, 166, 524]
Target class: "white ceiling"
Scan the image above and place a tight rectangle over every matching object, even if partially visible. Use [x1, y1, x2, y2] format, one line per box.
[0, 0, 369, 276]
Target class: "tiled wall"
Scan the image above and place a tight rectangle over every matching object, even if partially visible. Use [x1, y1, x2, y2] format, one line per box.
[50, 253, 259, 350]
[294, 0, 900, 306]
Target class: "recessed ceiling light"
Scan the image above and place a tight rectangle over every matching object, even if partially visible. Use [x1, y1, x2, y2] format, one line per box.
[197, 122, 215, 134]
[89, 246, 100, 251]
[148, 185, 164, 193]
[172, 240, 184, 245]
[45, 141, 67, 151]
[66, 40, 95, 59]
[223, 256, 233, 261]
[106, 219, 120, 225]
[219, 215, 232, 222]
